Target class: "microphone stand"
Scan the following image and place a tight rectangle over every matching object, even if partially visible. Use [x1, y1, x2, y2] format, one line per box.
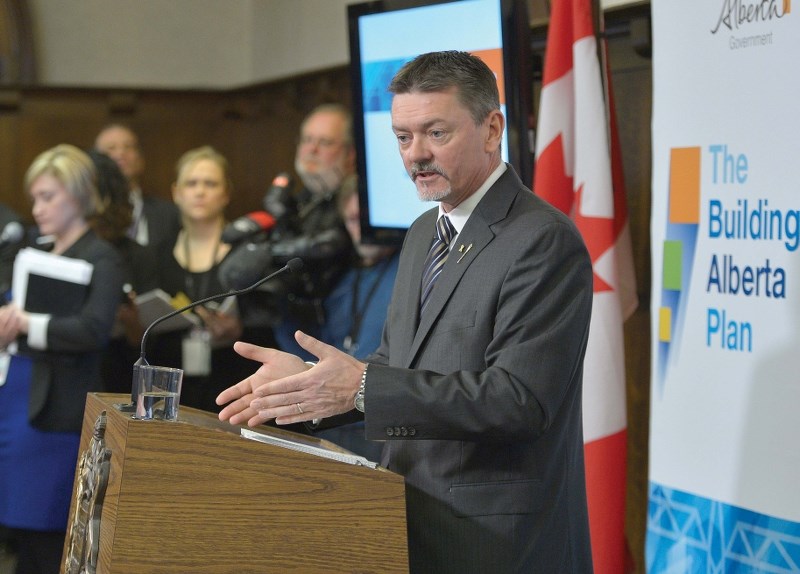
[114, 258, 304, 412]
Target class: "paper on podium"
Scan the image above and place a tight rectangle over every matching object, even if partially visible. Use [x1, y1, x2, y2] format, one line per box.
[240, 428, 379, 469]
[12, 247, 93, 314]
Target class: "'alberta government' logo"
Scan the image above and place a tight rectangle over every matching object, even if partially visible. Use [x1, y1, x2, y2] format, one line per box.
[711, 0, 791, 49]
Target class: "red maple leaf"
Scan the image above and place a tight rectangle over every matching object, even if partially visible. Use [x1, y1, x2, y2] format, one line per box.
[573, 183, 615, 293]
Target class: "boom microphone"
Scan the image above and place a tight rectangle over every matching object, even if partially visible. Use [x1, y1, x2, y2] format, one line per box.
[122, 258, 303, 408]
[126, 257, 303, 408]
[221, 211, 276, 244]
[137, 257, 303, 366]
[0, 221, 24, 248]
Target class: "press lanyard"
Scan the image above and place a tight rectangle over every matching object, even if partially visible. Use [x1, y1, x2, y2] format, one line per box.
[343, 257, 393, 355]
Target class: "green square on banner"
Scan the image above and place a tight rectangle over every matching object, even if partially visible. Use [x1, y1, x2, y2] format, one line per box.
[662, 240, 682, 291]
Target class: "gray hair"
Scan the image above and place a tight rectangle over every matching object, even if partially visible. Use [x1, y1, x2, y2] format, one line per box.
[302, 103, 354, 148]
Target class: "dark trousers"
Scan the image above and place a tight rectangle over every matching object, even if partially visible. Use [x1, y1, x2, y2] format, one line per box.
[9, 528, 65, 574]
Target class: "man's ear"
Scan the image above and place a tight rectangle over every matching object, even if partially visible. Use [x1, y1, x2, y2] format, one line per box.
[485, 110, 505, 152]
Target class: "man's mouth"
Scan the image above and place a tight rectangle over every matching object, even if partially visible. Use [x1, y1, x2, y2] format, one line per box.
[412, 167, 443, 181]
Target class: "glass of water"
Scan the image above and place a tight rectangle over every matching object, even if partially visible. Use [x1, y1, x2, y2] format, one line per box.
[134, 364, 184, 421]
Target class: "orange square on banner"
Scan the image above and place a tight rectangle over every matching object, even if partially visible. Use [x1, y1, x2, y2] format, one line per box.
[669, 147, 701, 224]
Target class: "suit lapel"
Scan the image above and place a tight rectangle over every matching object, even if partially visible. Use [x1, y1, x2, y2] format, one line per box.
[406, 223, 492, 366]
[390, 209, 435, 365]
[404, 169, 522, 367]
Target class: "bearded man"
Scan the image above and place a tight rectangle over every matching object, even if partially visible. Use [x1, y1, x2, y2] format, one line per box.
[269, 104, 357, 357]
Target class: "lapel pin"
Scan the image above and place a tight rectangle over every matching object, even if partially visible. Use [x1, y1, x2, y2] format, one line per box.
[457, 243, 473, 263]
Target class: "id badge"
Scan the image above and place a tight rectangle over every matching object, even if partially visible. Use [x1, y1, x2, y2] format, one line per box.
[182, 328, 211, 376]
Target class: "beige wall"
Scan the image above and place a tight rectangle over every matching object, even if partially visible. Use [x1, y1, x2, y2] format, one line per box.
[28, 0, 639, 89]
[249, 0, 353, 85]
[28, 0, 354, 88]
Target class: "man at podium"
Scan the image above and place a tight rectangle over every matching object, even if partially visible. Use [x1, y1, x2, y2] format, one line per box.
[217, 51, 594, 574]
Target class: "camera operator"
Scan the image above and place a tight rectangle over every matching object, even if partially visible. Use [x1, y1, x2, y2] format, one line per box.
[225, 104, 357, 359]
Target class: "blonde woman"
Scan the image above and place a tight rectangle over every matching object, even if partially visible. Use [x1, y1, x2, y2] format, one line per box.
[147, 146, 261, 413]
[0, 144, 124, 573]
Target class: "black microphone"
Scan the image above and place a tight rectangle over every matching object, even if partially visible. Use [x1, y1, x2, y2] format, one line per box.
[217, 241, 273, 291]
[126, 258, 304, 407]
[221, 211, 276, 244]
[138, 257, 303, 362]
[263, 172, 294, 221]
[0, 221, 24, 248]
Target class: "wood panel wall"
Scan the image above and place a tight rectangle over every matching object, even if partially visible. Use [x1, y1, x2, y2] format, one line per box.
[0, 4, 653, 570]
[0, 68, 351, 223]
[0, 0, 36, 85]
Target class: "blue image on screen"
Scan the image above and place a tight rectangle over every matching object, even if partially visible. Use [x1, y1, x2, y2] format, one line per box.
[349, 0, 529, 241]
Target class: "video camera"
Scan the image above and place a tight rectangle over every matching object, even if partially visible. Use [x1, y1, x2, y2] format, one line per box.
[217, 172, 295, 293]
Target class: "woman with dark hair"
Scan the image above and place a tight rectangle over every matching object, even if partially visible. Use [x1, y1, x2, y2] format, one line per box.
[88, 149, 159, 395]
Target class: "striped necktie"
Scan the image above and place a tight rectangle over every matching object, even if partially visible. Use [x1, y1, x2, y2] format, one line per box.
[420, 215, 456, 313]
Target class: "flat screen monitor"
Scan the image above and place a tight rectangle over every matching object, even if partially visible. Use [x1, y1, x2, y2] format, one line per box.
[347, 0, 532, 245]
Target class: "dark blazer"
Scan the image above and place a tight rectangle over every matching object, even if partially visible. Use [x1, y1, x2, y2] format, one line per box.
[366, 167, 594, 573]
[24, 230, 125, 432]
[141, 194, 181, 254]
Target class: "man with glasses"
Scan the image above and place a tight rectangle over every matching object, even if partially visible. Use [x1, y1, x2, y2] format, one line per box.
[268, 104, 357, 358]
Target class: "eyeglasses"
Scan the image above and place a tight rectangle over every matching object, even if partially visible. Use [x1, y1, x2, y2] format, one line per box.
[297, 135, 345, 150]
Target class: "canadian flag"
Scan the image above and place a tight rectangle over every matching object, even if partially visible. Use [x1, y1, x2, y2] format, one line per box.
[534, 0, 638, 572]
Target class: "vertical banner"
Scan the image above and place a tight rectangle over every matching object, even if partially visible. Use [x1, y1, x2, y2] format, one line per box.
[649, 1, 800, 572]
[535, 1, 637, 571]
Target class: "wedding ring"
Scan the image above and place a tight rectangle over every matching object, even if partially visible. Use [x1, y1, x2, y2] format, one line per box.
[295, 403, 304, 414]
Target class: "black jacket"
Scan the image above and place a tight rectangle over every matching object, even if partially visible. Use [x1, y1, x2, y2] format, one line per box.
[21, 230, 125, 432]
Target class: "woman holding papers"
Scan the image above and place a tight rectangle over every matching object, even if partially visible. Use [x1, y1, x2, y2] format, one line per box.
[0, 144, 124, 573]
[146, 146, 264, 414]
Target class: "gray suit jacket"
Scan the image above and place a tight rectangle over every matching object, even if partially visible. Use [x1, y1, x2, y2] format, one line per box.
[366, 167, 594, 573]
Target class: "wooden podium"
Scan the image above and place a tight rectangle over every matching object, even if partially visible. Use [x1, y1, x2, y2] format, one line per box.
[62, 393, 408, 573]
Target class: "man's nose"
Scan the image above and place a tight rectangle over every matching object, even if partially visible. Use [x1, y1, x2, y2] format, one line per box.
[407, 137, 431, 162]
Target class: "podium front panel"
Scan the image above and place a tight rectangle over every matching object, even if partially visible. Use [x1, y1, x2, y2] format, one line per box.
[63, 393, 408, 573]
